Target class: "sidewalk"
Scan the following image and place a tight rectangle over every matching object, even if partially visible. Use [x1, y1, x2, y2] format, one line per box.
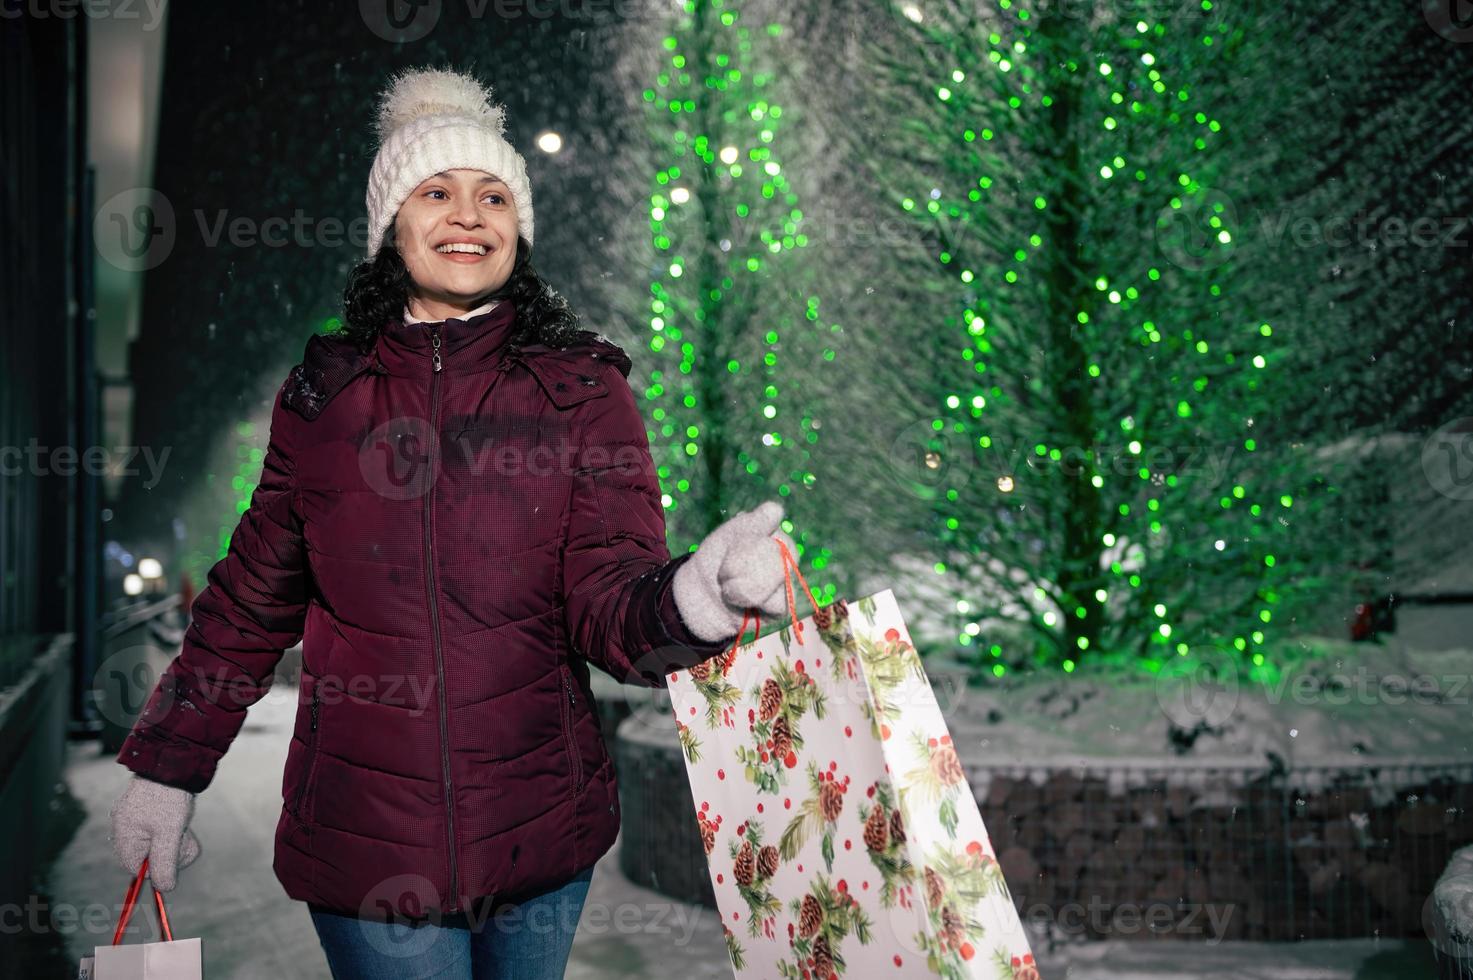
[49, 682, 738, 979]
[46, 684, 1439, 978]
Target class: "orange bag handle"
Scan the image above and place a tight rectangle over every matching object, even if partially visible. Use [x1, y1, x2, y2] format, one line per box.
[719, 533, 821, 660]
[111, 857, 174, 945]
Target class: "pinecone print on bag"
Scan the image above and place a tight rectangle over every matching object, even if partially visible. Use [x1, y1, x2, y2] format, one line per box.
[700, 819, 717, 856]
[757, 844, 779, 880]
[929, 739, 965, 787]
[734, 840, 756, 887]
[904, 734, 967, 838]
[771, 715, 793, 759]
[863, 804, 889, 852]
[688, 659, 712, 681]
[889, 807, 906, 844]
[854, 781, 916, 912]
[815, 597, 855, 653]
[798, 893, 824, 938]
[780, 765, 851, 876]
[758, 678, 783, 721]
[696, 805, 722, 856]
[811, 933, 833, 978]
[924, 866, 945, 909]
[727, 824, 783, 939]
[819, 779, 845, 823]
[939, 904, 966, 951]
[1011, 953, 1041, 980]
[714, 646, 737, 676]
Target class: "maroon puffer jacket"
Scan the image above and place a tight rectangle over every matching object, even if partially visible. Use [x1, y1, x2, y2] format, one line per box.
[116, 300, 732, 920]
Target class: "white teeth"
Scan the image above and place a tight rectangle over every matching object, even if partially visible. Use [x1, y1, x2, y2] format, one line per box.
[436, 243, 488, 255]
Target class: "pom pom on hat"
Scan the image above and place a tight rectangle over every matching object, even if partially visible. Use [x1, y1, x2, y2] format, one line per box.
[364, 65, 534, 259]
[374, 67, 508, 143]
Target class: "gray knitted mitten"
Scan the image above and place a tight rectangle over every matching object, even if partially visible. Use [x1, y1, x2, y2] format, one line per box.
[109, 774, 202, 891]
[672, 500, 799, 643]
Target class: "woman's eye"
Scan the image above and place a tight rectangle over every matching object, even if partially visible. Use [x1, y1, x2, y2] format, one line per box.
[424, 189, 502, 203]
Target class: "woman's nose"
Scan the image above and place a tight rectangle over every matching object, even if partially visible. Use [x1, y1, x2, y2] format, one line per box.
[450, 200, 482, 227]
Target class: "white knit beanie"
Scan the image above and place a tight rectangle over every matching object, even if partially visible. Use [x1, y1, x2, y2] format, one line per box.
[364, 67, 534, 260]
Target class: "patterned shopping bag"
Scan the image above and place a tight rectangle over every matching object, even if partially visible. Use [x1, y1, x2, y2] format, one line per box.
[666, 543, 1040, 979]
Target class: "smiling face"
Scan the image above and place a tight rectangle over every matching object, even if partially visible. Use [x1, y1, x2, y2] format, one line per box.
[394, 168, 519, 321]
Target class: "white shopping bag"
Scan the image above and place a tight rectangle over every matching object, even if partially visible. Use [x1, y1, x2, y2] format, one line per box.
[84, 857, 204, 979]
[93, 938, 203, 979]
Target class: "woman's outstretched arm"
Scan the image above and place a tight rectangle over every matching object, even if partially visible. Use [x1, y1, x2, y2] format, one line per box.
[560, 366, 733, 688]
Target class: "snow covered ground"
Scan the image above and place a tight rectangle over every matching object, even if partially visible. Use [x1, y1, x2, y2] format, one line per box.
[919, 632, 1473, 788]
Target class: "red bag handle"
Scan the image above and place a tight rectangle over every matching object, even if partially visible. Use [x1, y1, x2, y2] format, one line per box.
[111, 857, 174, 945]
[720, 533, 821, 660]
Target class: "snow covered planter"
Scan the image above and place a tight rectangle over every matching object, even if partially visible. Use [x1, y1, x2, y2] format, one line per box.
[950, 638, 1473, 947]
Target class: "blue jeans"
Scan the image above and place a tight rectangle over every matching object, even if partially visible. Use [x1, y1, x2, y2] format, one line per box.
[309, 865, 595, 980]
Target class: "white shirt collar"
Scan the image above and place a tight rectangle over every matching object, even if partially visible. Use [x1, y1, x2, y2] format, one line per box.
[403, 298, 501, 325]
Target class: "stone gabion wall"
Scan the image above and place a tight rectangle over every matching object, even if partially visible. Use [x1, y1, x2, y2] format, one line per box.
[977, 763, 1473, 943]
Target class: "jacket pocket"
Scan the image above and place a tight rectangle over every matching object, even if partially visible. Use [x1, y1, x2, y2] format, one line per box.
[558, 664, 584, 796]
[292, 679, 324, 821]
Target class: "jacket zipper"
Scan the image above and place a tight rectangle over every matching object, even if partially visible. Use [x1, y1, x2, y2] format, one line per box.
[294, 679, 322, 819]
[423, 323, 461, 914]
[560, 666, 583, 793]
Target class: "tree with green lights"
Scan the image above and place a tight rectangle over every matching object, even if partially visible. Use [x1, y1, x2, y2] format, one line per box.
[836, 0, 1348, 673]
[598, 0, 857, 606]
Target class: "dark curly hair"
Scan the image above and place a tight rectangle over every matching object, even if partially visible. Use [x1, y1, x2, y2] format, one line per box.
[336, 224, 586, 352]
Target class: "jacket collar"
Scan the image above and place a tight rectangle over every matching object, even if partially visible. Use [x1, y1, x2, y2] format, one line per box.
[402, 298, 499, 325]
[374, 299, 517, 378]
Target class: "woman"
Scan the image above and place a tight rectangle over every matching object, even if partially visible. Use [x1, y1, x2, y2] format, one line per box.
[107, 67, 798, 979]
